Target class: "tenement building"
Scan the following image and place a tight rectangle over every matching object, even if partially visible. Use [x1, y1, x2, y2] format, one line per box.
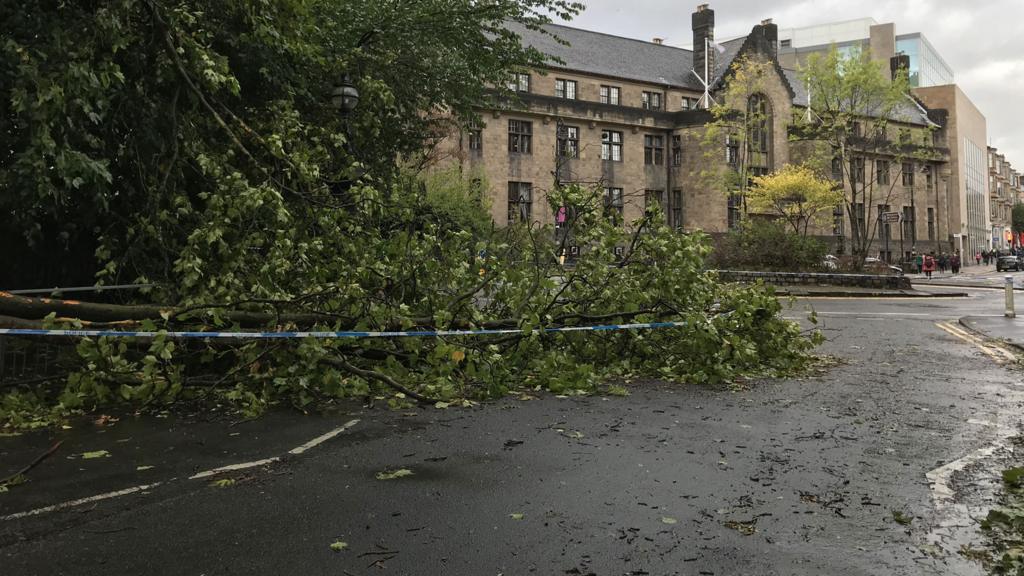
[442, 4, 958, 261]
[988, 147, 1018, 251]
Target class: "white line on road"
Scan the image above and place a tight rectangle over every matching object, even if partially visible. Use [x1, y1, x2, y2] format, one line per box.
[0, 483, 163, 521]
[188, 457, 281, 480]
[288, 419, 360, 455]
[927, 441, 1013, 505]
[2, 420, 362, 522]
[936, 322, 1018, 364]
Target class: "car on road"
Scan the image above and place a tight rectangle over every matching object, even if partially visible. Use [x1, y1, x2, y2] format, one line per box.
[864, 257, 903, 276]
[996, 255, 1022, 272]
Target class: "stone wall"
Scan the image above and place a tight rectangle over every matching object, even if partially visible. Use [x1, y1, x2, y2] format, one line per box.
[716, 270, 912, 290]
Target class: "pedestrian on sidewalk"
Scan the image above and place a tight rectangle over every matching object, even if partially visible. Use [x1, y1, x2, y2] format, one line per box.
[938, 253, 948, 273]
[952, 252, 961, 274]
[914, 251, 923, 274]
[975, 251, 982, 266]
[923, 252, 936, 279]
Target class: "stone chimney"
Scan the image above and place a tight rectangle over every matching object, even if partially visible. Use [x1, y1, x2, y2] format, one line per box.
[890, 53, 911, 83]
[692, 4, 715, 80]
[652, 37, 664, 45]
[755, 18, 779, 57]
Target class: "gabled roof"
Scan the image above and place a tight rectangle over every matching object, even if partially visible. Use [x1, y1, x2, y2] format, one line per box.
[508, 22, 934, 127]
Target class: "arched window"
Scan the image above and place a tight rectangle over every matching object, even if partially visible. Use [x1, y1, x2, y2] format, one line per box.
[747, 94, 772, 177]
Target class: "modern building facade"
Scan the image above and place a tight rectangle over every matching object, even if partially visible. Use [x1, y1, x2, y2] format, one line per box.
[442, 4, 955, 260]
[777, 19, 955, 88]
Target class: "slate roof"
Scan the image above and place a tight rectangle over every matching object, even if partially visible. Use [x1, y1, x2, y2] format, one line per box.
[510, 22, 933, 126]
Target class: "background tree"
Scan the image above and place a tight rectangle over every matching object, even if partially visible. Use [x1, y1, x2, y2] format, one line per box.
[700, 56, 775, 221]
[792, 46, 938, 263]
[1013, 204, 1024, 244]
[746, 164, 844, 237]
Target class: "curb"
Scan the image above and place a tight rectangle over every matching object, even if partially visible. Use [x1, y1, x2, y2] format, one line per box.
[958, 317, 1024, 353]
[777, 289, 968, 298]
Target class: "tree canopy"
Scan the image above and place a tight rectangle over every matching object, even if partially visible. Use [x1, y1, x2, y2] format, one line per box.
[0, 1, 818, 427]
[747, 164, 844, 237]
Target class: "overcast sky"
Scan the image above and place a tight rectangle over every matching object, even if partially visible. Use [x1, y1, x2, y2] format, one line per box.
[555, 0, 1022, 165]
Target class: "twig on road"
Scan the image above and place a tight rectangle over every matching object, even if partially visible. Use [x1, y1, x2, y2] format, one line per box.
[0, 440, 63, 486]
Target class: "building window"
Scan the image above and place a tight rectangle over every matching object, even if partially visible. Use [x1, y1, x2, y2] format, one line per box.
[681, 97, 700, 110]
[780, 39, 792, 48]
[898, 128, 912, 145]
[725, 135, 739, 167]
[925, 166, 934, 190]
[902, 205, 915, 241]
[468, 128, 482, 154]
[672, 135, 682, 166]
[557, 125, 579, 158]
[600, 85, 620, 105]
[877, 204, 892, 243]
[507, 182, 532, 225]
[902, 162, 914, 186]
[601, 130, 623, 162]
[927, 207, 936, 240]
[831, 157, 843, 182]
[672, 189, 683, 229]
[727, 194, 742, 229]
[508, 73, 530, 93]
[876, 160, 890, 185]
[747, 94, 771, 176]
[644, 135, 664, 166]
[508, 120, 532, 154]
[850, 157, 865, 184]
[642, 91, 662, 110]
[644, 189, 664, 216]
[833, 205, 845, 236]
[555, 78, 577, 100]
[604, 187, 624, 223]
[854, 202, 866, 238]
[851, 121, 863, 138]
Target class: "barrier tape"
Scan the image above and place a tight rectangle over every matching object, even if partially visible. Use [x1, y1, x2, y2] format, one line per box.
[0, 321, 689, 340]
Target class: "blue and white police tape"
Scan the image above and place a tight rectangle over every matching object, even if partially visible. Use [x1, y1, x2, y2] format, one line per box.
[0, 321, 689, 341]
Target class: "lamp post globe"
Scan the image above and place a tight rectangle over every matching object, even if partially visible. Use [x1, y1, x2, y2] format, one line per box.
[331, 76, 360, 115]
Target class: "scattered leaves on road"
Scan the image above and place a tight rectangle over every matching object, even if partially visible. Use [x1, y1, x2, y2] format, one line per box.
[80, 450, 110, 459]
[136, 465, 154, 471]
[509, 513, 524, 520]
[329, 541, 348, 552]
[210, 478, 236, 488]
[724, 519, 757, 535]
[376, 469, 414, 480]
[891, 510, 914, 526]
[661, 517, 678, 525]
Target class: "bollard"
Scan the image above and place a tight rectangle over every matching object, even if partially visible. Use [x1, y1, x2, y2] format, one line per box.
[1007, 275, 1017, 319]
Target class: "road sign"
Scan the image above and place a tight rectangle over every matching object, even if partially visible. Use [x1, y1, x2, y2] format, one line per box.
[881, 211, 901, 223]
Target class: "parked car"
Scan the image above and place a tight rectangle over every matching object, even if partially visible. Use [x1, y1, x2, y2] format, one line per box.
[996, 255, 1022, 272]
[864, 257, 904, 276]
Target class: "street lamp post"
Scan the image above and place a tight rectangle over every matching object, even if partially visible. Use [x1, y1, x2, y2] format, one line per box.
[331, 75, 360, 115]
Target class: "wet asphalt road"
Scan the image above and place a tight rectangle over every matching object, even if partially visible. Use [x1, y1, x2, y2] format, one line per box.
[2, 287, 1022, 575]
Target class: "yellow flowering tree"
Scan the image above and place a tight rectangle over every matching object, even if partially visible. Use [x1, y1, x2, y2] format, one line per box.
[747, 164, 843, 237]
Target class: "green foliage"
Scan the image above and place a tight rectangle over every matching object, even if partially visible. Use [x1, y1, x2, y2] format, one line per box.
[747, 164, 844, 237]
[793, 46, 938, 260]
[710, 221, 829, 272]
[0, 1, 819, 427]
[976, 465, 1024, 574]
[1012, 205, 1024, 235]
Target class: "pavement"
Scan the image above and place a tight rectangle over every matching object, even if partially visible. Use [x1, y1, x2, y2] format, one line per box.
[906, 263, 1024, 291]
[960, 315, 1024, 351]
[1, 286, 1023, 575]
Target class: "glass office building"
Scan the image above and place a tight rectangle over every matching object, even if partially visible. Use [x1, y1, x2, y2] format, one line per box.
[895, 34, 955, 87]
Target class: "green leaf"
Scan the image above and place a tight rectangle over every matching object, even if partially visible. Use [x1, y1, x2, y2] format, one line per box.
[509, 513, 524, 520]
[80, 450, 110, 459]
[210, 478, 236, 488]
[329, 541, 348, 552]
[376, 469, 414, 480]
[661, 517, 678, 525]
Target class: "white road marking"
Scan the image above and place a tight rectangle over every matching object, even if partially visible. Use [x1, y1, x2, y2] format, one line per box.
[2, 420, 362, 521]
[188, 457, 281, 480]
[0, 483, 163, 521]
[288, 419, 360, 455]
[927, 440, 1014, 505]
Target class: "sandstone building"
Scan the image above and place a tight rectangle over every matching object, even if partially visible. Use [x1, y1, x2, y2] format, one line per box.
[443, 4, 962, 262]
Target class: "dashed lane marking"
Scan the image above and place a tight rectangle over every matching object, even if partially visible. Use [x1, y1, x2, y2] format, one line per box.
[1, 419, 361, 522]
[1, 483, 163, 521]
